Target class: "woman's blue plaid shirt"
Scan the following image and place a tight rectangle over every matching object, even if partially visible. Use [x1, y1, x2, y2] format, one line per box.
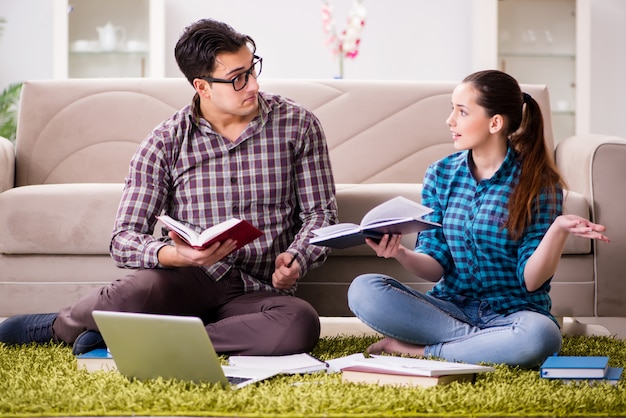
[418, 146, 562, 324]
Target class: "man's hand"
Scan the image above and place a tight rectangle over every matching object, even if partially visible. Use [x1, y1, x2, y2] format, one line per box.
[157, 231, 238, 267]
[272, 252, 300, 290]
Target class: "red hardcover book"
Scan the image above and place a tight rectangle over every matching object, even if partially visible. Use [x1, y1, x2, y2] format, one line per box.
[157, 215, 262, 251]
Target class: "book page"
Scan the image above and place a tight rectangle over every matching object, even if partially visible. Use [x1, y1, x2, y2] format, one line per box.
[330, 353, 494, 376]
[326, 353, 367, 373]
[360, 196, 433, 228]
[228, 353, 328, 374]
[197, 218, 241, 242]
[157, 215, 198, 244]
[356, 355, 495, 376]
[311, 223, 361, 236]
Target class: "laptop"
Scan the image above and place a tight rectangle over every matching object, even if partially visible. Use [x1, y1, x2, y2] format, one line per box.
[91, 310, 280, 388]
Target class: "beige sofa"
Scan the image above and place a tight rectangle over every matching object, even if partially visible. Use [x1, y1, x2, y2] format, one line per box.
[1, 78, 625, 337]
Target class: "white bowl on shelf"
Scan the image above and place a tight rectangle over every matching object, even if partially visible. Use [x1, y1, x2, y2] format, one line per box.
[71, 40, 99, 52]
[125, 40, 148, 52]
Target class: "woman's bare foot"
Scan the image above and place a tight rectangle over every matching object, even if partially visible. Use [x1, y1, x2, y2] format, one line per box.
[366, 337, 425, 356]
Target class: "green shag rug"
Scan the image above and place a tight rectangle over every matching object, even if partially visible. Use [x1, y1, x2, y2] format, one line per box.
[1, 335, 626, 417]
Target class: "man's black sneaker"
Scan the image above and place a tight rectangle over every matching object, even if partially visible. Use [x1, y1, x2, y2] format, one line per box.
[72, 330, 106, 355]
[0, 313, 57, 344]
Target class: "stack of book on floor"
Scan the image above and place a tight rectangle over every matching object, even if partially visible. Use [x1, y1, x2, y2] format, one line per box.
[540, 355, 623, 385]
[327, 353, 495, 388]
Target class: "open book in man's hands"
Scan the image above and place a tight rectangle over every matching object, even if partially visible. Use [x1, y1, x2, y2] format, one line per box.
[308, 196, 440, 249]
[157, 215, 262, 251]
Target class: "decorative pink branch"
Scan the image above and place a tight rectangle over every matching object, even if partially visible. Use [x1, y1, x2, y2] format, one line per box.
[321, 0, 366, 77]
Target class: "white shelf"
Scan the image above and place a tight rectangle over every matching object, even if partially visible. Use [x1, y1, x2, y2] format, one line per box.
[497, 0, 577, 144]
[69, 51, 150, 55]
[498, 53, 575, 59]
[54, 0, 164, 78]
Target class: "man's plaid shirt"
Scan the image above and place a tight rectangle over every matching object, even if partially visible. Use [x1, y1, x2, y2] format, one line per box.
[110, 91, 337, 295]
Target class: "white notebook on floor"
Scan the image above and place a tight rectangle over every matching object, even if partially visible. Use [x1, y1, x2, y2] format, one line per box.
[91, 310, 280, 388]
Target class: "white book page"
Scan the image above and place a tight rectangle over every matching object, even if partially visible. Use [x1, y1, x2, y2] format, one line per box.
[360, 196, 433, 228]
[157, 215, 198, 243]
[228, 353, 327, 373]
[354, 355, 495, 376]
[197, 218, 240, 242]
[311, 223, 360, 236]
[326, 353, 367, 373]
[363, 217, 417, 230]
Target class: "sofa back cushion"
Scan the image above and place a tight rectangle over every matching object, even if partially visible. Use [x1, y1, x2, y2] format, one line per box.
[15, 79, 193, 186]
[262, 80, 555, 183]
[15, 79, 555, 186]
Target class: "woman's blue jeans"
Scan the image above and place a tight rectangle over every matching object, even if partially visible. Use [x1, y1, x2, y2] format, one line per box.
[347, 274, 562, 368]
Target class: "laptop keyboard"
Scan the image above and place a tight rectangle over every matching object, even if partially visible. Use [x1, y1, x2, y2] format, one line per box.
[227, 376, 252, 385]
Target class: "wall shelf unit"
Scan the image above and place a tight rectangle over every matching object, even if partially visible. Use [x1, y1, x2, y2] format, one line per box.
[54, 0, 165, 78]
[497, 0, 577, 144]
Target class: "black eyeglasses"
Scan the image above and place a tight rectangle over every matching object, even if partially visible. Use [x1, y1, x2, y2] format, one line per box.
[199, 55, 263, 91]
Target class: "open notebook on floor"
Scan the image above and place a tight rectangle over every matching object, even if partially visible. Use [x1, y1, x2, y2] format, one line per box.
[91, 310, 280, 388]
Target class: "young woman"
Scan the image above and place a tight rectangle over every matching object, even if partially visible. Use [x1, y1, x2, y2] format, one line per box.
[347, 70, 609, 368]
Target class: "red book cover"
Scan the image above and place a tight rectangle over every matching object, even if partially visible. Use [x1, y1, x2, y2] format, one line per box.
[157, 215, 263, 251]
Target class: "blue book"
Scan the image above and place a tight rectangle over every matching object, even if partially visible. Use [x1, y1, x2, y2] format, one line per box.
[75, 348, 117, 372]
[561, 367, 624, 385]
[540, 355, 609, 379]
[76, 348, 112, 359]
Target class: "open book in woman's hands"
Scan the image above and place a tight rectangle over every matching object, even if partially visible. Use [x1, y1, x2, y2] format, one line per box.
[157, 215, 262, 251]
[308, 196, 440, 249]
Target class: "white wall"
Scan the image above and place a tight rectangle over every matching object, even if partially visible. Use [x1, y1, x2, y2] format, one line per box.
[162, 0, 473, 81]
[0, 0, 56, 87]
[0, 0, 473, 86]
[588, 1, 626, 137]
[0, 0, 625, 137]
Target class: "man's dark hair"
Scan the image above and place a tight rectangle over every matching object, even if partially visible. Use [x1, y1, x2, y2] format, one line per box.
[174, 19, 256, 85]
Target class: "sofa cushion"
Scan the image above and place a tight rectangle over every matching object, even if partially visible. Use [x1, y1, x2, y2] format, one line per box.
[13, 79, 556, 187]
[0, 183, 123, 254]
[14, 79, 191, 186]
[0, 183, 590, 256]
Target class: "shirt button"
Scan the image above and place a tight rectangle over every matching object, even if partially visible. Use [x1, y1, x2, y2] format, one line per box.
[230, 177, 237, 184]
[232, 206, 238, 212]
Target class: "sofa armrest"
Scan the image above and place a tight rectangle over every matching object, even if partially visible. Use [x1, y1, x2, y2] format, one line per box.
[0, 136, 15, 193]
[556, 134, 626, 204]
[556, 134, 626, 316]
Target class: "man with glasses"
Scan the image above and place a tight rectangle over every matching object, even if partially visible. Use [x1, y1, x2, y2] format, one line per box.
[199, 54, 263, 92]
[0, 18, 338, 356]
